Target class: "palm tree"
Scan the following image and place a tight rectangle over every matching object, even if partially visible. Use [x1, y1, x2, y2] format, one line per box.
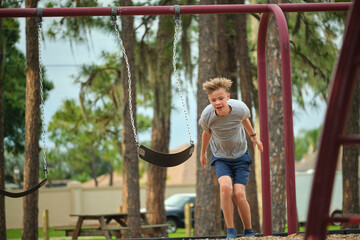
[145, 11, 173, 237]
[0, 1, 6, 239]
[266, 0, 287, 232]
[22, 0, 40, 239]
[215, 5, 242, 232]
[235, 6, 260, 233]
[195, 0, 221, 236]
[214, 0, 260, 232]
[119, 0, 141, 237]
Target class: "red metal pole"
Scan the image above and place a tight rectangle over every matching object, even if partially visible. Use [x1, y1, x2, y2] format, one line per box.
[278, 2, 349, 12]
[329, 215, 360, 225]
[257, 4, 297, 235]
[305, 1, 359, 239]
[0, 3, 351, 18]
[267, 4, 298, 235]
[257, 11, 272, 237]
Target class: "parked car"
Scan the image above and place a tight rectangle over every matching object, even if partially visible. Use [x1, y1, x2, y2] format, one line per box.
[165, 193, 196, 233]
[143, 193, 223, 233]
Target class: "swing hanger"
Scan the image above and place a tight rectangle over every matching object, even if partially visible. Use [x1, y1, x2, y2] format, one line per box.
[174, 5, 180, 24]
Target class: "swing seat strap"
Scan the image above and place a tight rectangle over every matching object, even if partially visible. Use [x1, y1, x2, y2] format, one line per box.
[0, 179, 47, 198]
[138, 144, 195, 167]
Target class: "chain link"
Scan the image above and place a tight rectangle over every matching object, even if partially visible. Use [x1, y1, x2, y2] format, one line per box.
[173, 20, 193, 144]
[111, 13, 139, 146]
[37, 10, 48, 178]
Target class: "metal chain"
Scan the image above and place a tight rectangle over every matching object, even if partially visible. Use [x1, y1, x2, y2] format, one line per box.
[173, 13, 193, 144]
[111, 9, 139, 146]
[37, 8, 48, 178]
[110, 7, 192, 146]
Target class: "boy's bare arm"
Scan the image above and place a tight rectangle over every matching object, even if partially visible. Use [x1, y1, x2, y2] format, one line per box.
[200, 130, 212, 168]
[242, 118, 256, 135]
[242, 118, 264, 152]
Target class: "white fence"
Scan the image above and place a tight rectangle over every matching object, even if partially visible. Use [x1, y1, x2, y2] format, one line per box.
[5, 181, 195, 229]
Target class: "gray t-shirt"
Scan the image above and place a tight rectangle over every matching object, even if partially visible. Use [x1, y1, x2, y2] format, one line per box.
[198, 99, 250, 159]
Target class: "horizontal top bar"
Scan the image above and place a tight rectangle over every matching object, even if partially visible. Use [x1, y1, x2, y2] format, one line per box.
[0, 3, 351, 18]
[338, 134, 360, 145]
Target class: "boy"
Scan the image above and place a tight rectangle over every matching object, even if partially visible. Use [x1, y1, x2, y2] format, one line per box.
[198, 77, 263, 238]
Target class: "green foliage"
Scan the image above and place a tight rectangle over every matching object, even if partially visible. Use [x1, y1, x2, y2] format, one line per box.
[294, 135, 310, 161]
[44, 1, 108, 51]
[2, 18, 26, 154]
[44, 147, 73, 181]
[3, 152, 24, 184]
[134, 0, 196, 102]
[288, 6, 347, 110]
[48, 99, 119, 182]
[250, 0, 348, 113]
[2, 0, 23, 8]
[47, 51, 152, 182]
[2, 18, 53, 156]
[294, 126, 322, 161]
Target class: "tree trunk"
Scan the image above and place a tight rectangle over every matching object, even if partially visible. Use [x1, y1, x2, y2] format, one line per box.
[120, 0, 141, 237]
[145, 12, 173, 238]
[215, 0, 243, 231]
[266, 2, 287, 232]
[109, 166, 113, 186]
[195, 0, 221, 236]
[235, 4, 260, 233]
[91, 151, 98, 187]
[341, 75, 360, 229]
[0, 1, 7, 237]
[22, 1, 40, 239]
[215, 1, 237, 94]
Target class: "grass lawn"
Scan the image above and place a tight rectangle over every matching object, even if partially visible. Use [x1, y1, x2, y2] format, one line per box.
[6, 227, 189, 239]
[7, 227, 69, 239]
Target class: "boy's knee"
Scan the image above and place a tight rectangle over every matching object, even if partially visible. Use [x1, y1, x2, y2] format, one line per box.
[234, 189, 246, 202]
[220, 184, 233, 196]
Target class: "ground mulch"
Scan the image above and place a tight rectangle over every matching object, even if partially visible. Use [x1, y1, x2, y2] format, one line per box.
[233, 233, 360, 239]
[199, 233, 360, 239]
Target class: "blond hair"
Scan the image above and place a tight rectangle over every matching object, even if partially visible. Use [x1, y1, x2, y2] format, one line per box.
[202, 77, 233, 95]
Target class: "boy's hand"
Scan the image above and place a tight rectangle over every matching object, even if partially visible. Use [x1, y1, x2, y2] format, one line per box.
[251, 136, 264, 152]
[200, 153, 207, 168]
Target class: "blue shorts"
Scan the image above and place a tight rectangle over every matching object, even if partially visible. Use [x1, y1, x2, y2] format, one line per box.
[212, 150, 252, 186]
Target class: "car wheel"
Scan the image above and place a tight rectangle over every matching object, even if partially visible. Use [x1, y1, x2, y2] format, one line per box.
[330, 210, 342, 226]
[167, 218, 177, 234]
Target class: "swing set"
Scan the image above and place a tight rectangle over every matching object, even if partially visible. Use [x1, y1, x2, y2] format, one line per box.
[1, 5, 195, 198]
[0, 2, 359, 240]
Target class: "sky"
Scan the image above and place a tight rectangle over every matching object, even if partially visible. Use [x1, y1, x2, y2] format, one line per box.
[14, 13, 328, 150]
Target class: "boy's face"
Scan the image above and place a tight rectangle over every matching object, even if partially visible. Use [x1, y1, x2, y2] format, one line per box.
[208, 88, 230, 116]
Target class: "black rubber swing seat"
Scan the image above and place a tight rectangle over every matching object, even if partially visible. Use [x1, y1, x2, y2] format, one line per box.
[0, 179, 47, 198]
[138, 144, 195, 167]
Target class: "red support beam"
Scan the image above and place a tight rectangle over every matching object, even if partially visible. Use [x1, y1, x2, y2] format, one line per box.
[257, 12, 272, 236]
[338, 134, 360, 144]
[268, 4, 298, 235]
[305, 1, 360, 239]
[329, 215, 360, 225]
[257, 4, 297, 236]
[0, 3, 351, 18]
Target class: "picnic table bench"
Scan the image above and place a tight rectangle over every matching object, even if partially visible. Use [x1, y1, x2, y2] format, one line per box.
[55, 212, 168, 239]
[55, 226, 128, 238]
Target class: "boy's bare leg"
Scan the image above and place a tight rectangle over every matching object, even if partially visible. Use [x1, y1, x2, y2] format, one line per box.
[233, 183, 252, 229]
[218, 176, 235, 228]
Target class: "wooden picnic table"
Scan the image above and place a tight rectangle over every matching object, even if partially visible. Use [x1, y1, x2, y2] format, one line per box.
[56, 212, 168, 239]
